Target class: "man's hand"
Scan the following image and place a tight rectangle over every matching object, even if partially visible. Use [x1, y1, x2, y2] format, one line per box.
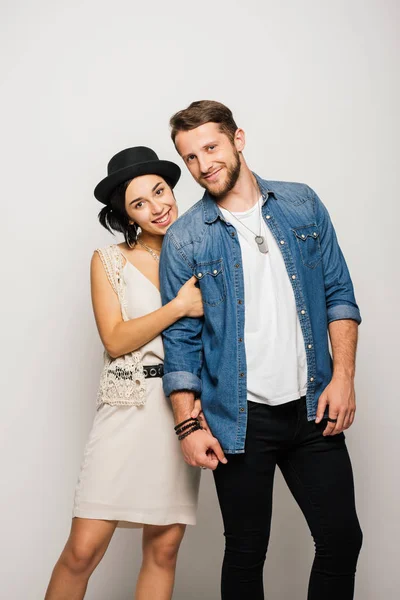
[191, 399, 212, 435]
[315, 376, 356, 436]
[180, 428, 227, 470]
[171, 391, 227, 469]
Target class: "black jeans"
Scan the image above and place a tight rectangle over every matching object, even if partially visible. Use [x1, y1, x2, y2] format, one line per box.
[213, 398, 362, 599]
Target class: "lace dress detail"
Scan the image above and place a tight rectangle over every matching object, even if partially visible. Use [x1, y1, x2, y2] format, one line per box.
[95, 245, 146, 407]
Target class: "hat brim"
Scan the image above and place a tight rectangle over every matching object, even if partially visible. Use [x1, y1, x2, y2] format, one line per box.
[94, 160, 181, 204]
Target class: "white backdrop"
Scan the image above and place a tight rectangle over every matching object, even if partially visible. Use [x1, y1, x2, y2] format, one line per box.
[1, 1, 399, 598]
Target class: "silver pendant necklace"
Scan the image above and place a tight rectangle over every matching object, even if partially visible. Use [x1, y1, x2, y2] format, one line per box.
[137, 238, 160, 262]
[220, 199, 269, 254]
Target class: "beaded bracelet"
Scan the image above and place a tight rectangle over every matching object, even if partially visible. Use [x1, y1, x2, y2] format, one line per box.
[178, 425, 201, 441]
[174, 417, 198, 431]
[175, 421, 200, 436]
[178, 422, 202, 441]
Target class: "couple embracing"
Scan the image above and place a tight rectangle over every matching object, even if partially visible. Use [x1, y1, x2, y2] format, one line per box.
[45, 100, 362, 600]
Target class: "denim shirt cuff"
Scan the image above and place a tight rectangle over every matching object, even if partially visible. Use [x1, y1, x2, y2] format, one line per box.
[162, 371, 202, 398]
[327, 304, 362, 325]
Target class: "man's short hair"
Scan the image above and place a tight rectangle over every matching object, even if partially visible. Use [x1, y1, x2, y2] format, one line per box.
[170, 100, 238, 145]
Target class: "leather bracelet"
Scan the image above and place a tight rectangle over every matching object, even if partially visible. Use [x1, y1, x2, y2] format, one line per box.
[178, 423, 202, 441]
[175, 420, 200, 436]
[174, 417, 198, 431]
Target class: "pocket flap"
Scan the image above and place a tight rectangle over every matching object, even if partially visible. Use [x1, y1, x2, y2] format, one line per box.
[192, 259, 226, 306]
[292, 225, 319, 241]
[194, 262, 223, 279]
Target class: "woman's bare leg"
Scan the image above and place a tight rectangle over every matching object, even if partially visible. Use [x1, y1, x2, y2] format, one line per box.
[45, 517, 117, 600]
[135, 524, 186, 600]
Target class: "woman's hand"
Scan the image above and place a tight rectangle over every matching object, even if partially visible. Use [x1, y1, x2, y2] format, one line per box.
[175, 276, 204, 318]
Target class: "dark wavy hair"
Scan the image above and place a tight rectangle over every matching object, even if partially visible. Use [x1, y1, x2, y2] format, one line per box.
[98, 179, 138, 247]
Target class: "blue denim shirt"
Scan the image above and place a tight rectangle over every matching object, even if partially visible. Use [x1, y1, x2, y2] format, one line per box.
[160, 174, 361, 454]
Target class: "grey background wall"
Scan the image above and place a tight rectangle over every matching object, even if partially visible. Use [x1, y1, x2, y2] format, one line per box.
[1, 0, 399, 598]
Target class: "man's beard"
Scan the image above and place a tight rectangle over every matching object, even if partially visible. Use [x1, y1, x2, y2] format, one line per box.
[200, 150, 241, 198]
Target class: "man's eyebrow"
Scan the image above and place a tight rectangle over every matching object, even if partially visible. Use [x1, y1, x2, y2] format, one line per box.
[183, 140, 219, 161]
[202, 140, 218, 149]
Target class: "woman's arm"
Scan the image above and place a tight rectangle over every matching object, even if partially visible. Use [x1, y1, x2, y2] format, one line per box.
[91, 252, 201, 358]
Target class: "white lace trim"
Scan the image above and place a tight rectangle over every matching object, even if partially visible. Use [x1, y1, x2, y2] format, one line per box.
[96, 244, 129, 320]
[95, 245, 146, 407]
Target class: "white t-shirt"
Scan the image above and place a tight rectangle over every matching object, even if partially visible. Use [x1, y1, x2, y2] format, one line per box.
[219, 198, 308, 405]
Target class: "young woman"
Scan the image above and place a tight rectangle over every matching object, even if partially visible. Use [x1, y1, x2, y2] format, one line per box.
[45, 147, 203, 600]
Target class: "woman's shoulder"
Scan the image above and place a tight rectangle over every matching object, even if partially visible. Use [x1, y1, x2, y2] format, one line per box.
[91, 244, 128, 297]
[93, 243, 128, 265]
[94, 243, 120, 256]
[92, 244, 126, 278]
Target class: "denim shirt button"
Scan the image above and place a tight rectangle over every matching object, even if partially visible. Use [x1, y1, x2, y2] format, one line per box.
[292, 275, 296, 280]
[308, 344, 313, 349]
[266, 215, 271, 219]
[240, 372, 245, 377]
[301, 309, 306, 315]
[280, 240, 285, 245]
[239, 407, 245, 413]
[238, 300, 243, 305]
[310, 377, 314, 382]
[231, 232, 236, 237]
[235, 263, 240, 268]
[239, 337, 243, 342]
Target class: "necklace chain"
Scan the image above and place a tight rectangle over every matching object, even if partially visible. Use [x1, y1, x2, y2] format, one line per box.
[221, 204, 262, 238]
[137, 238, 160, 262]
[218, 199, 269, 254]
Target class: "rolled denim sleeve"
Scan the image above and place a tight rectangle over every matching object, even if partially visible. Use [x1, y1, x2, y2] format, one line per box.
[159, 231, 203, 398]
[311, 187, 362, 325]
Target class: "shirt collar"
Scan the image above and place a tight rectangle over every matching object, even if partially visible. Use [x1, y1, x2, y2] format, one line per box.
[202, 172, 276, 224]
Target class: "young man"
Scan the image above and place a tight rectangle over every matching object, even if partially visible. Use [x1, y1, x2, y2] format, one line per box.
[159, 100, 363, 599]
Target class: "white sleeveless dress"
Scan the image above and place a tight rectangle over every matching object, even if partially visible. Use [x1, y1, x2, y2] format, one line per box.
[73, 252, 200, 527]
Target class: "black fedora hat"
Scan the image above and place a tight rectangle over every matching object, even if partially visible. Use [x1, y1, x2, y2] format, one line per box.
[94, 146, 181, 205]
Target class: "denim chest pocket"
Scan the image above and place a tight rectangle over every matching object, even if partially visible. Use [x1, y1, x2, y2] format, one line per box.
[292, 224, 322, 269]
[194, 259, 226, 306]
